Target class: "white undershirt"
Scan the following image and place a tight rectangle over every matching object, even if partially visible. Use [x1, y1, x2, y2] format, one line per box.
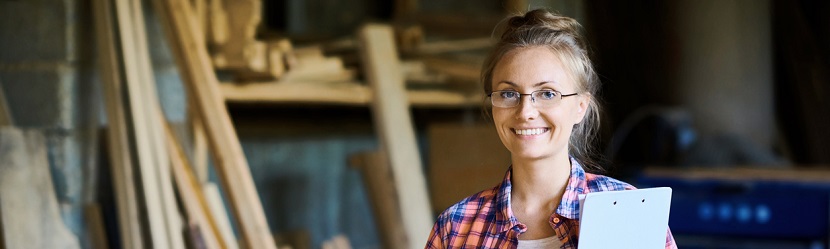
[517, 236, 563, 249]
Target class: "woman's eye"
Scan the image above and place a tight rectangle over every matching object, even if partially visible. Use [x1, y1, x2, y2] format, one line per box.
[539, 91, 556, 100]
[500, 91, 518, 98]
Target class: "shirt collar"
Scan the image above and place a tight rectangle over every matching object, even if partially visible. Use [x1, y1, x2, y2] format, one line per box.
[556, 157, 588, 219]
[496, 157, 589, 233]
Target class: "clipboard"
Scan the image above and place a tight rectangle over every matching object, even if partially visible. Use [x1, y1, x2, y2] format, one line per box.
[578, 187, 672, 249]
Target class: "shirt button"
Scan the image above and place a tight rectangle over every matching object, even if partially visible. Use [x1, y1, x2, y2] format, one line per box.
[553, 217, 560, 223]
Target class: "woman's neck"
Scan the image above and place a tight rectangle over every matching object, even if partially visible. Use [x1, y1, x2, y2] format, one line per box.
[510, 153, 572, 208]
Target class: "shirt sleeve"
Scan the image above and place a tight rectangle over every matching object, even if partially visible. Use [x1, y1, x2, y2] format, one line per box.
[665, 228, 678, 249]
[424, 219, 446, 249]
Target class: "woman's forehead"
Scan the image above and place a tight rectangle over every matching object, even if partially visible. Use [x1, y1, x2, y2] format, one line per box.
[491, 47, 576, 89]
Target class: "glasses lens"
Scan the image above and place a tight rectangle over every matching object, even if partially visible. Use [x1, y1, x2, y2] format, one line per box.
[535, 90, 557, 100]
[532, 90, 559, 107]
[491, 91, 519, 107]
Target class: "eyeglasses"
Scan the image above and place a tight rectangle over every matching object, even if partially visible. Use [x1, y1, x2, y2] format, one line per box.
[487, 90, 578, 108]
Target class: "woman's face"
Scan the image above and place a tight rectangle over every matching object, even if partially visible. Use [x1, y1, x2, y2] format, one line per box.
[491, 46, 589, 161]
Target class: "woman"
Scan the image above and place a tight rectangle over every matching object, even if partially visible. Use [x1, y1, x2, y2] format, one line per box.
[425, 9, 677, 249]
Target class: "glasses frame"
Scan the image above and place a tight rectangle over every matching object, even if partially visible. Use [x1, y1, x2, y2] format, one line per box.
[487, 89, 578, 108]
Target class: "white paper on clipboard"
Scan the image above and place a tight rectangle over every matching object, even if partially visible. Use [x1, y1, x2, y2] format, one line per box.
[577, 187, 672, 249]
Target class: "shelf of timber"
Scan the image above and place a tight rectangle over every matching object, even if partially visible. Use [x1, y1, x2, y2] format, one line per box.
[220, 81, 485, 108]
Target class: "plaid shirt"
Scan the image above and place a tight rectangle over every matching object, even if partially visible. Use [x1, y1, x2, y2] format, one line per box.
[425, 157, 677, 249]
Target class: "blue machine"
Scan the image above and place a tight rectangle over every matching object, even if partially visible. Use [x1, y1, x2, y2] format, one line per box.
[638, 172, 830, 249]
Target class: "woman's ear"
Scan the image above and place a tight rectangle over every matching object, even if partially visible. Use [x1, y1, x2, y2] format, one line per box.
[574, 93, 590, 124]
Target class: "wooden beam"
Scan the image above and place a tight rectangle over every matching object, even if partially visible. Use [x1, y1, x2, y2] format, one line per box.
[0, 83, 12, 126]
[164, 121, 224, 249]
[92, 0, 144, 247]
[151, 0, 277, 247]
[209, 0, 263, 72]
[0, 128, 80, 249]
[84, 204, 110, 249]
[203, 183, 240, 249]
[127, 0, 187, 246]
[0, 196, 4, 249]
[321, 235, 352, 249]
[207, 0, 229, 45]
[358, 24, 433, 249]
[220, 82, 483, 108]
[189, 104, 209, 183]
[114, 0, 185, 247]
[349, 152, 409, 249]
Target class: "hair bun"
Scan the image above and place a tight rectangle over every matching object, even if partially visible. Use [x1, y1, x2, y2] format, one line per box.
[500, 9, 582, 41]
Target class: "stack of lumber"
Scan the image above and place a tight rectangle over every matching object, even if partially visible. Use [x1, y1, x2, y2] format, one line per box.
[194, 0, 355, 82]
[92, 0, 276, 248]
[199, 0, 491, 91]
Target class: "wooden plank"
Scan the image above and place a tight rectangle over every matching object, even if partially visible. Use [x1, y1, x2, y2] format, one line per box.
[190, 105, 209, 183]
[151, 0, 277, 248]
[164, 121, 224, 249]
[358, 24, 433, 249]
[227, 81, 366, 103]
[0, 196, 4, 249]
[127, 0, 187, 247]
[114, 0, 185, 247]
[207, 0, 229, 44]
[0, 128, 80, 249]
[91, 0, 144, 247]
[266, 42, 286, 79]
[321, 235, 351, 249]
[209, 0, 263, 72]
[220, 82, 483, 108]
[221, 81, 369, 105]
[349, 152, 408, 249]
[203, 183, 239, 249]
[280, 57, 355, 82]
[84, 204, 110, 249]
[0, 83, 12, 126]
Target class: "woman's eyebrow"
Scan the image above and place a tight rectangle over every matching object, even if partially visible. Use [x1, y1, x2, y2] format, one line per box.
[496, 81, 557, 88]
[496, 81, 519, 87]
[534, 81, 556, 87]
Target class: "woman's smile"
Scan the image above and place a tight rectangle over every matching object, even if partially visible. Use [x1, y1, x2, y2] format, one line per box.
[511, 127, 551, 137]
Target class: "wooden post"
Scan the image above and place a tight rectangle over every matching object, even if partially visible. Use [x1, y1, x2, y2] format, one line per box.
[164, 121, 224, 249]
[188, 99, 209, 183]
[0, 83, 12, 126]
[358, 24, 433, 249]
[203, 183, 240, 249]
[151, 0, 277, 248]
[0, 196, 4, 249]
[349, 151, 409, 249]
[114, 0, 186, 246]
[84, 204, 110, 249]
[92, 0, 144, 247]
[127, 0, 187, 246]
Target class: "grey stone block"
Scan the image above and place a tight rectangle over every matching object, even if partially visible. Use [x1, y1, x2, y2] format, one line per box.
[0, 0, 77, 62]
[0, 65, 76, 128]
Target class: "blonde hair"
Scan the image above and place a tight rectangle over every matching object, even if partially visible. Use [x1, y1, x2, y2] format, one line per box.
[482, 9, 604, 172]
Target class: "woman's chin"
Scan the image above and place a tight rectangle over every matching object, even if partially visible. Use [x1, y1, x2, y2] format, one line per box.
[510, 150, 550, 161]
